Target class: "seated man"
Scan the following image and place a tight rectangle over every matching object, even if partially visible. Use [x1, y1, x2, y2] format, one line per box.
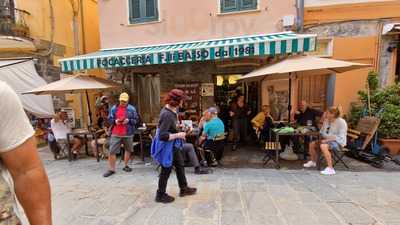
[50, 111, 82, 159]
[304, 107, 348, 175]
[251, 105, 274, 142]
[91, 109, 110, 158]
[293, 100, 323, 127]
[199, 107, 225, 166]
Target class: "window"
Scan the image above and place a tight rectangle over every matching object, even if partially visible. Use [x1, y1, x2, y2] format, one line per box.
[0, 0, 15, 19]
[307, 38, 333, 57]
[128, 0, 158, 24]
[220, 0, 257, 13]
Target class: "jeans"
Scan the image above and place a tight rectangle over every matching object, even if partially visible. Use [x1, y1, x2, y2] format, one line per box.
[182, 143, 200, 168]
[233, 118, 248, 145]
[157, 149, 188, 194]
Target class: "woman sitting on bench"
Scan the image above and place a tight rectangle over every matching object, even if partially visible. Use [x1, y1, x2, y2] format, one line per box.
[303, 107, 348, 175]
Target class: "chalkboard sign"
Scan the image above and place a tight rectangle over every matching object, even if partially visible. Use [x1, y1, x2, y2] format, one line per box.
[174, 83, 200, 121]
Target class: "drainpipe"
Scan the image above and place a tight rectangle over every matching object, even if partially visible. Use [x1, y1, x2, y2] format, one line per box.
[296, 0, 304, 32]
[79, 0, 86, 54]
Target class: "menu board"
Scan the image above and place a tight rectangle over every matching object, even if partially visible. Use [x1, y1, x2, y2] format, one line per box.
[174, 83, 200, 120]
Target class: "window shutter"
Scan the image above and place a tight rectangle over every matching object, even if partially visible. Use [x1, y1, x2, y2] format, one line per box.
[221, 0, 238, 12]
[240, 0, 257, 10]
[130, 0, 141, 19]
[145, 0, 156, 17]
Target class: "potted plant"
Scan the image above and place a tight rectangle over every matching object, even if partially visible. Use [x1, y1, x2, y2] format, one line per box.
[11, 21, 29, 37]
[350, 71, 400, 155]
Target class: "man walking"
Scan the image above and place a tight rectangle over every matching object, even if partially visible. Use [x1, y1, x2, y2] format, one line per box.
[103, 92, 139, 177]
[0, 81, 52, 225]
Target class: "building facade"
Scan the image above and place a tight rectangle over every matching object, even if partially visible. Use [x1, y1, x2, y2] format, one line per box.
[62, 0, 320, 123]
[0, 0, 101, 125]
[304, 0, 400, 113]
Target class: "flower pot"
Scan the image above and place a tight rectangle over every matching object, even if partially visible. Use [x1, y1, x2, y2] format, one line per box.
[380, 138, 400, 156]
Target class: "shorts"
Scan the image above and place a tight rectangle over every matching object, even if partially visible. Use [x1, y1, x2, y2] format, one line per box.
[326, 141, 341, 152]
[109, 136, 133, 155]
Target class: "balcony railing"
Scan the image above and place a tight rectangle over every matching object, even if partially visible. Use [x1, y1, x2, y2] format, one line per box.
[0, 6, 31, 38]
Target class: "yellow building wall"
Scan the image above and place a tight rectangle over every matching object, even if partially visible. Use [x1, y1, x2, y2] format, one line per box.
[14, 0, 101, 127]
[304, 1, 400, 115]
[332, 37, 377, 115]
[305, 1, 400, 25]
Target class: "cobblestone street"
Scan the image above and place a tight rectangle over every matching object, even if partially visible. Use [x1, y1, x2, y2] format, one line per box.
[39, 148, 400, 225]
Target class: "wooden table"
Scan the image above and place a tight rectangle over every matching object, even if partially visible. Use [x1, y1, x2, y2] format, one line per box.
[67, 129, 97, 161]
[264, 131, 320, 169]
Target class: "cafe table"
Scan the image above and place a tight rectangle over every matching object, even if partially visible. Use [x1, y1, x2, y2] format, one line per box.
[67, 128, 97, 161]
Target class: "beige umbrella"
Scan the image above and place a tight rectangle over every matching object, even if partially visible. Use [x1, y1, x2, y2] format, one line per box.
[239, 55, 371, 122]
[24, 74, 121, 125]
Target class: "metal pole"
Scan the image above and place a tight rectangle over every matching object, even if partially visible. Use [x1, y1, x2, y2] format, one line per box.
[288, 72, 292, 123]
[85, 91, 92, 126]
[297, 0, 304, 32]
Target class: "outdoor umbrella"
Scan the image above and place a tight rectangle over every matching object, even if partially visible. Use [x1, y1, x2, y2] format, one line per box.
[24, 74, 121, 125]
[239, 55, 371, 122]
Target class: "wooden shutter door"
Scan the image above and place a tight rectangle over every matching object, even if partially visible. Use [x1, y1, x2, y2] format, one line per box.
[298, 74, 328, 111]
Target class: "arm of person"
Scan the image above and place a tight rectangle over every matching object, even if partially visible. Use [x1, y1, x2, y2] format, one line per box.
[0, 83, 51, 225]
[108, 106, 116, 125]
[1, 137, 52, 225]
[128, 106, 139, 126]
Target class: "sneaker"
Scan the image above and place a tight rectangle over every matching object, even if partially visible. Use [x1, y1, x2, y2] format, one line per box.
[155, 193, 175, 203]
[303, 161, 317, 168]
[123, 166, 133, 172]
[103, 170, 115, 177]
[194, 167, 210, 175]
[179, 187, 197, 197]
[320, 167, 336, 175]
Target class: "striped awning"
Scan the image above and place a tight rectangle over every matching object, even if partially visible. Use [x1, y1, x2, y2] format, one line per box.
[59, 32, 317, 72]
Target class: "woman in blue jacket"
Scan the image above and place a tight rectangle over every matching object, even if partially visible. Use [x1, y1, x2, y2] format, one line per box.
[151, 89, 197, 203]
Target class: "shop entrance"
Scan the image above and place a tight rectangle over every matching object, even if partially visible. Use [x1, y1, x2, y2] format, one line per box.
[213, 74, 260, 141]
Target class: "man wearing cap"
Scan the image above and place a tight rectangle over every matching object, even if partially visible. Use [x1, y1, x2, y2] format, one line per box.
[199, 107, 225, 166]
[103, 92, 139, 177]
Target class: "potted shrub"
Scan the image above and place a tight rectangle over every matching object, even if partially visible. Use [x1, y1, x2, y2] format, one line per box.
[11, 21, 29, 37]
[378, 103, 400, 155]
[350, 71, 400, 155]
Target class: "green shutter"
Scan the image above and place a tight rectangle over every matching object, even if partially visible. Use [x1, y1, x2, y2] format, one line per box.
[240, 0, 257, 10]
[130, 0, 158, 24]
[130, 0, 141, 21]
[145, 0, 156, 17]
[221, 0, 238, 13]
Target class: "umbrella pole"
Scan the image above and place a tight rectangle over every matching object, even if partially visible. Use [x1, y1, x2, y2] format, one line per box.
[85, 91, 92, 127]
[288, 72, 292, 123]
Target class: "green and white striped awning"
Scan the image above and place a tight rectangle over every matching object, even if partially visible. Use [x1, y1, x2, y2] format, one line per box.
[59, 32, 316, 72]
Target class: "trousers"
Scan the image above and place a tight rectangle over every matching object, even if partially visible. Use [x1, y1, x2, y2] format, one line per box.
[157, 149, 188, 194]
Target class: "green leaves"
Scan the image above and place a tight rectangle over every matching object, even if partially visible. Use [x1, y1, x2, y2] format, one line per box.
[349, 71, 400, 138]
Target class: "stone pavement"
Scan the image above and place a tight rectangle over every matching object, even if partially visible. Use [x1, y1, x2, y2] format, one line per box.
[38, 149, 400, 225]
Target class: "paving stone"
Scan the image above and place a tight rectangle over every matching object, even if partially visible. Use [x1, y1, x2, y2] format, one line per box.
[249, 215, 285, 225]
[187, 200, 217, 219]
[307, 204, 342, 225]
[329, 202, 376, 224]
[221, 211, 246, 225]
[243, 192, 278, 216]
[241, 181, 266, 192]
[34, 148, 400, 225]
[147, 206, 184, 225]
[221, 191, 242, 211]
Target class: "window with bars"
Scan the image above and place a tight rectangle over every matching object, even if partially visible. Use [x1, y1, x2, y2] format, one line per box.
[128, 0, 158, 24]
[220, 0, 257, 13]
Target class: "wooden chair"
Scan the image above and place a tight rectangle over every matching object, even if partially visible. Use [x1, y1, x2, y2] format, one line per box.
[319, 116, 380, 169]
